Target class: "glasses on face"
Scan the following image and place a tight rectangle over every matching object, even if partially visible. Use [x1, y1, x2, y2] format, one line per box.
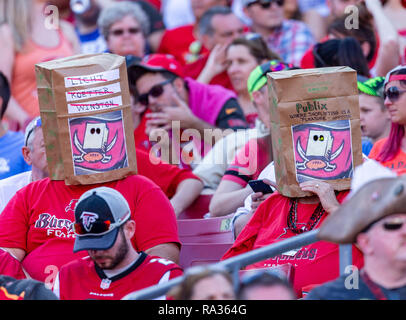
[381, 217, 406, 232]
[109, 27, 141, 37]
[383, 86, 406, 103]
[137, 79, 174, 106]
[73, 212, 130, 237]
[248, 0, 284, 9]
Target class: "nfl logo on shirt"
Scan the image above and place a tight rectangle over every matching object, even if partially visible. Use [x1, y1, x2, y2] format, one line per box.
[100, 278, 111, 290]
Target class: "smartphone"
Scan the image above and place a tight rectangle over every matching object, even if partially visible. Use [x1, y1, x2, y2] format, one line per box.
[248, 179, 274, 194]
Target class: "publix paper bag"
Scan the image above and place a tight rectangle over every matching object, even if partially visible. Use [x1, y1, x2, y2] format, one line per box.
[35, 53, 137, 185]
[267, 66, 363, 197]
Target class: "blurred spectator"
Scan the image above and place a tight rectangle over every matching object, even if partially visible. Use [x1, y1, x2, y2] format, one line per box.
[71, 0, 108, 54]
[382, 0, 406, 64]
[0, 0, 79, 130]
[306, 176, 406, 299]
[0, 275, 57, 300]
[369, 65, 406, 175]
[98, 1, 149, 58]
[0, 249, 26, 280]
[157, 0, 229, 65]
[53, 187, 183, 300]
[224, 34, 280, 127]
[358, 77, 391, 147]
[128, 54, 248, 170]
[169, 266, 236, 300]
[238, 269, 296, 300]
[0, 117, 47, 212]
[127, 0, 167, 53]
[301, 0, 400, 78]
[209, 61, 294, 217]
[222, 180, 364, 297]
[184, 6, 245, 91]
[0, 72, 31, 180]
[161, 0, 195, 29]
[242, 0, 315, 66]
[312, 37, 371, 78]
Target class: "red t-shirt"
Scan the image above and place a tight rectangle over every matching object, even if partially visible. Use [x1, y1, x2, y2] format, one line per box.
[136, 148, 201, 198]
[0, 175, 180, 283]
[56, 252, 183, 300]
[222, 191, 364, 296]
[157, 24, 208, 65]
[368, 138, 406, 175]
[0, 249, 26, 280]
[183, 54, 235, 92]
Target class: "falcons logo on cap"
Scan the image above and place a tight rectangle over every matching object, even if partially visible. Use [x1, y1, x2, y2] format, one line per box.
[80, 212, 99, 232]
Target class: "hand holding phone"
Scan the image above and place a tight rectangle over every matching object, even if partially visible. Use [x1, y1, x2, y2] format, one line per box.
[248, 179, 274, 194]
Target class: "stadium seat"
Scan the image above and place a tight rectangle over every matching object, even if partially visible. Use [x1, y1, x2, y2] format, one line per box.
[177, 194, 213, 219]
[179, 243, 233, 269]
[177, 214, 234, 243]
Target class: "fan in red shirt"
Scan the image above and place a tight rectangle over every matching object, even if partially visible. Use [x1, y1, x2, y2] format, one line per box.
[183, 6, 246, 91]
[157, 0, 229, 65]
[221, 180, 364, 297]
[53, 187, 183, 300]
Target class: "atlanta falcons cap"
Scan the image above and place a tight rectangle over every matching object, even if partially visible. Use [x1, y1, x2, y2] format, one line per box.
[73, 187, 131, 253]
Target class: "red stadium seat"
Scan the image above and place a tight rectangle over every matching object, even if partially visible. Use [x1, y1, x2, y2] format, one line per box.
[177, 194, 213, 220]
[177, 214, 234, 244]
[179, 243, 233, 269]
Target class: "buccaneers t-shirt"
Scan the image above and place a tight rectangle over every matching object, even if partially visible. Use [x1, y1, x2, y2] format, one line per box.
[222, 191, 364, 296]
[0, 175, 180, 283]
[55, 252, 183, 300]
[368, 138, 406, 175]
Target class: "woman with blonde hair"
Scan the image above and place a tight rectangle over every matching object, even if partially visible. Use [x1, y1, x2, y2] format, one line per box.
[0, 0, 79, 130]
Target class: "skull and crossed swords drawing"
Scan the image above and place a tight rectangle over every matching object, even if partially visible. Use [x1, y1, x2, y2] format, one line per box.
[296, 129, 344, 172]
[73, 122, 118, 164]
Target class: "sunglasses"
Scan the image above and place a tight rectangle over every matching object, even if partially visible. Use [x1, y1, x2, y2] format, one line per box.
[109, 27, 141, 37]
[137, 79, 174, 106]
[381, 217, 406, 232]
[73, 212, 130, 237]
[248, 0, 284, 8]
[25, 117, 42, 146]
[384, 86, 406, 102]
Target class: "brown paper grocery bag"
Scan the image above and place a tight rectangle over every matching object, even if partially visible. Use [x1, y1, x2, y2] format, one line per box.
[35, 53, 137, 185]
[267, 66, 363, 197]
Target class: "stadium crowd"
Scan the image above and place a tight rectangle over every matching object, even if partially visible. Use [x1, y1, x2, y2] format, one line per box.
[0, 0, 406, 301]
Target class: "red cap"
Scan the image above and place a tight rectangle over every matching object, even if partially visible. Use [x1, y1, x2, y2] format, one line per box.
[139, 54, 184, 78]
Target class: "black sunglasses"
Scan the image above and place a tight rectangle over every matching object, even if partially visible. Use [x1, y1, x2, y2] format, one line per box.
[110, 27, 141, 37]
[137, 79, 174, 106]
[383, 86, 406, 103]
[382, 218, 406, 231]
[248, 0, 284, 9]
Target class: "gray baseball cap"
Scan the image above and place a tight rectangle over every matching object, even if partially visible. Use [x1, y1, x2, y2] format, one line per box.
[73, 187, 131, 252]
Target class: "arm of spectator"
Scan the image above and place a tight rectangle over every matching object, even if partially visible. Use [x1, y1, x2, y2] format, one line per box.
[0, 24, 30, 127]
[148, 30, 165, 53]
[170, 178, 204, 217]
[145, 243, 180, 264]
[60, 20, 81, 54]
[250, 179, 277, 212]
[0, 247, 26, 262]
[209, 180, 253, 217]
[365, 0, 400, 77]
[196, 44, 229, 84]
[301, 9, 327, 43]
[299, 180, 340, 214]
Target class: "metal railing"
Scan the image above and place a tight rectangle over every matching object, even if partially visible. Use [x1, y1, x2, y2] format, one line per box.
[123, 229, 322, 300]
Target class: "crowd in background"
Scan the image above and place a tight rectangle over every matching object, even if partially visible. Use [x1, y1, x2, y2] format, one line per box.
[0, 0, 406, 301]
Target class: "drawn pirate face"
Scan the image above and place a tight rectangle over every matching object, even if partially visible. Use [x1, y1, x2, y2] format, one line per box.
[296, 129, 344, 172]
[73, 122, 118, 164]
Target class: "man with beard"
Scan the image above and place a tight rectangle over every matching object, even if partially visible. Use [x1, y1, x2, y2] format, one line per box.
[53, 187, 183, 300]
